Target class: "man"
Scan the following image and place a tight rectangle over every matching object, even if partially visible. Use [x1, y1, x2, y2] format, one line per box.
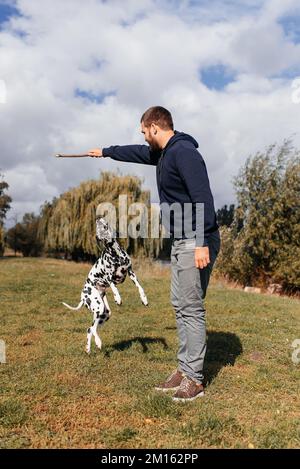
[88, 106, 220, 402]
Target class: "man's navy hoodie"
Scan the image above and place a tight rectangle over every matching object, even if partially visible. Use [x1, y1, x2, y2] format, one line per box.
[102, 131, 219, 247]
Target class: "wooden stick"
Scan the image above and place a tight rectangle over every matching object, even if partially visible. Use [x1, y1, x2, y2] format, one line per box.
[55, 153, 90, 158]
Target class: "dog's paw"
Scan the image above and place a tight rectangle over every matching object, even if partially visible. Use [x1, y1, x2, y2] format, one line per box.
[140, 293, 148, 306]
[85, 347, 91, 354]
[114, 297, 122, 305]
[95, 338, 102, 349]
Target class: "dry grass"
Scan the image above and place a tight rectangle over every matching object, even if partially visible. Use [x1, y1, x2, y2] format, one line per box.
[0, 257, 299, 449]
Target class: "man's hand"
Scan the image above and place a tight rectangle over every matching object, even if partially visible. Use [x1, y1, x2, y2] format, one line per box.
[88, 148, 103, 158]
[195, 246, 210, 269]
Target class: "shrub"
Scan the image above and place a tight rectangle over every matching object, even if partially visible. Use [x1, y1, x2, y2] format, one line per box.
[215, 141, 300, 293]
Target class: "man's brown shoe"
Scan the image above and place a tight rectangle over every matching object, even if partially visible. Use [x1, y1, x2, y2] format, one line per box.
[154, 369, 185, 392]
[172, 376, 204, 402]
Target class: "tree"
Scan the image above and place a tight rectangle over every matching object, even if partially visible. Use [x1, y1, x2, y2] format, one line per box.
[0, 175, 12, 223]
[216, 204, 235, 227]
[215, 140, 300, 292]
[0, 173, 12, 256]
[0, 224, 4, 257]
[37, 172, 163, 261]
[6, 213, 43, 257]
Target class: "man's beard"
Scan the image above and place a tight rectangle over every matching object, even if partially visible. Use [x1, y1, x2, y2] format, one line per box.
[149, 140, 160, 152]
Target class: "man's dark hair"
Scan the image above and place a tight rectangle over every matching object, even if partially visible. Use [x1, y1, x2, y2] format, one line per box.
[141, 106, 174, 130]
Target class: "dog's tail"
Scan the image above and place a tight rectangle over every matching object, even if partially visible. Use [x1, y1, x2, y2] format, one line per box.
[62, 300, 83, 311]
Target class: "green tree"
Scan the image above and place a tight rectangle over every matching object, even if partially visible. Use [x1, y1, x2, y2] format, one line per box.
[0, 176, 12, 223]
[37, 171, 163, 261]
[6, 213, 43, 257]
[0, 173, 12, 256]
[0, 224, 4, 257]
[216, 204, 235, 227]
[215, 140, 300, 292]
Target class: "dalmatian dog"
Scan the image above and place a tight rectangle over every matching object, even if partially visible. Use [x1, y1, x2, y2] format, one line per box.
[62, 217, 148, 353]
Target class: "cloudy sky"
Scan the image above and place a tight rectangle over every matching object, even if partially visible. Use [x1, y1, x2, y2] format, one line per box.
[1, 0, 300, 227]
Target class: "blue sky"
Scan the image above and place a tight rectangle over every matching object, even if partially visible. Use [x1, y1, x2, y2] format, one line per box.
[200, 65, 236, 91]
[75, 89, 116, 104]
[279, 14, 300, 44]
[0, 1, 19, 25]
[1, 0, 300, 224]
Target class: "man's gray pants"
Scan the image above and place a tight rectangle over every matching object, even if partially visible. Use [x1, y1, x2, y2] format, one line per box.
[170, 230, 221, 384]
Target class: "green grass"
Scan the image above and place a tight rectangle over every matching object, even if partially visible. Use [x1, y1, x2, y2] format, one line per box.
[0, 257, 299, 449]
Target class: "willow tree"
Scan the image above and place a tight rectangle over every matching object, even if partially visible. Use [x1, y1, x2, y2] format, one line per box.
[38, 171, 163, 260]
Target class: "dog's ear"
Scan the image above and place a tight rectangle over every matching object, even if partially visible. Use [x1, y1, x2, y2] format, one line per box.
[96, 236, 103, 248]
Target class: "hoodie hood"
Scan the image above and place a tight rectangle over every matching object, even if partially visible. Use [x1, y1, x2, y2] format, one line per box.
[164, 130, 199, 151]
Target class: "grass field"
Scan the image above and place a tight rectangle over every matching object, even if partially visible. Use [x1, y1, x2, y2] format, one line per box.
[0, 257, 299, 449]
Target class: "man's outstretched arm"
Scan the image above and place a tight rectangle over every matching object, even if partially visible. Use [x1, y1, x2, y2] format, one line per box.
[88, 145, 161, 166]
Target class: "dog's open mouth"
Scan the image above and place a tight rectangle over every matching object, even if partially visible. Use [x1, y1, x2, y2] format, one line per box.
[96, 217, 115, 242]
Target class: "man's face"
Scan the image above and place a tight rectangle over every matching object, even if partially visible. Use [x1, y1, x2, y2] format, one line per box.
[141, 122, 160, 151]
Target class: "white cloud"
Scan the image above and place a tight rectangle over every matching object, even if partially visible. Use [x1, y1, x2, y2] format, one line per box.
[4, 163, 58, 223]
[0, 0, 300, 228]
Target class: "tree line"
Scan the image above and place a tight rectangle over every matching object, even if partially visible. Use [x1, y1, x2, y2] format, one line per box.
[1, 140, 299, 293]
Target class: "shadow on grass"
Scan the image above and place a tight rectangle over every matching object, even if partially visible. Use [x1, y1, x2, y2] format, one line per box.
[0, 255, 23, 260]
[104, 336, 169, 357]
[204, 331, 243, 385]
[104, 331, 242, 384]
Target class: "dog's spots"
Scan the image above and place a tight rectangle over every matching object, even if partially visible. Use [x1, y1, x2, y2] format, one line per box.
[69, 229, 146, 354]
